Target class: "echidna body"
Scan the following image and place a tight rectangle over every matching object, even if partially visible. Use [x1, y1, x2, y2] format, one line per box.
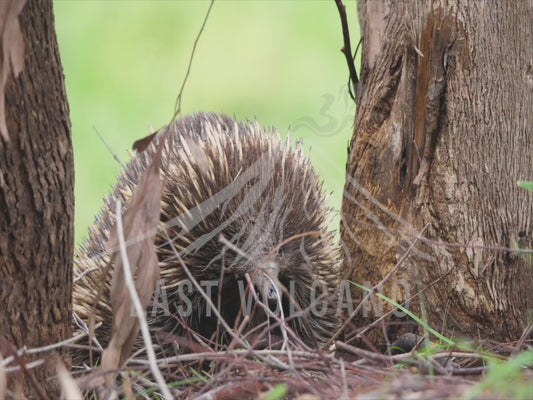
[73, 113, 341, 362]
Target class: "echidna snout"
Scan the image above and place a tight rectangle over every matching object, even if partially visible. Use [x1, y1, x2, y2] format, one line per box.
[255, 261, 282, 308]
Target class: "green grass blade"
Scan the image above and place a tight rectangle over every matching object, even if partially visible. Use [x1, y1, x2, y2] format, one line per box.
[350, 281, 455, 346]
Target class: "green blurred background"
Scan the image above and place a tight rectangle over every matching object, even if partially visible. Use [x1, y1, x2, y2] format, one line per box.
[53, 0, 360, 245]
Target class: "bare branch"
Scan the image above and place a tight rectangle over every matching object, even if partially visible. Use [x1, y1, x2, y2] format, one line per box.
[335, 0, 359, 102]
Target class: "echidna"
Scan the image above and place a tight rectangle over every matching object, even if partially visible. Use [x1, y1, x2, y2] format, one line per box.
[73, 112, 341, 364]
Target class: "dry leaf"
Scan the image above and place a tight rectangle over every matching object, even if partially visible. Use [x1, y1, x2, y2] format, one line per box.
[122, 373, 135, 399]
[0, 354, 5, 400]
[56, 359, 82, 400]
[100, 152, 162, 385]
[0, 0, 26, 141]
[293, 395, 322, 400]
[132, 130, 158, 153]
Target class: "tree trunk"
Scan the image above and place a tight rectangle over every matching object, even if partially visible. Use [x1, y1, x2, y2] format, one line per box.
[0, 0, 73, 396]
[341, 0, 532, 349]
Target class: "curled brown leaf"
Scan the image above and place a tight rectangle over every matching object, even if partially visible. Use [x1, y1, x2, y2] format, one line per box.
[0, 0, 26, 141]
[132, 130, 158, 153]
[100, 151, 162, 385]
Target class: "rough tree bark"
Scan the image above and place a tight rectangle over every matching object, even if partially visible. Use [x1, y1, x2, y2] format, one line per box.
[341, 0, 532, 348]
[0, 0, 73, 396]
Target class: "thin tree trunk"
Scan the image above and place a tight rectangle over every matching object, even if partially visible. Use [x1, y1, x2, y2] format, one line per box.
[0, 0, 73, 396]
[341, 0, 532, 348]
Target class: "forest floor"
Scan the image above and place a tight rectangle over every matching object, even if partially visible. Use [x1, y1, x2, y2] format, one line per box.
[66, 327, 533, 399]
